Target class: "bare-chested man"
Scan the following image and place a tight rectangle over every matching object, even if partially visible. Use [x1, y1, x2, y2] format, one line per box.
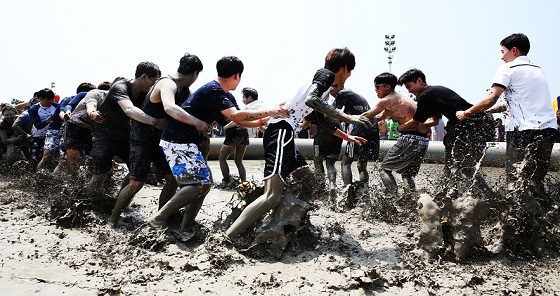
[362, 72, 435, 194]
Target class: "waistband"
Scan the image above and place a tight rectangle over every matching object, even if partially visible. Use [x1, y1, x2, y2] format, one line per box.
[401, 130, 428, 137]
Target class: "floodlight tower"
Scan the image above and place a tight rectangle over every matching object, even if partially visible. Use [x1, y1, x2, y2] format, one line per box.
[51, 82, 56, 89]
[384, 35, 396, 73]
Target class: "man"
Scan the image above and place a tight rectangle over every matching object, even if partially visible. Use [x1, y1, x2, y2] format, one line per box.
[218, 96, 251, 186]
[147, 56, 287, 228]
[334, 87, 379, 186]
[363, 72, 430, 195]
[303, 113, 343, 196]
[241, 87, 264, 138]
[225, 47, 372, 240]
[85, 62, 165, 198]
[28, 88, 59, 171]
[108, 54, 212, 227]
[456, 33, 557, 254]
[64, 82, 114, 174]
[0, 106, 27, 165]
[397, 68, 495, 260]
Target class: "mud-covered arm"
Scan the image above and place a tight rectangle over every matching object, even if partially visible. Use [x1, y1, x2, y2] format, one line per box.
[305, 84, 372, 128]
[456, 86, 505, 121]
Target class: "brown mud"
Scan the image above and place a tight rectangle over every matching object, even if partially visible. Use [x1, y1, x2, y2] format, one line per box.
[1, 161, 560, 295]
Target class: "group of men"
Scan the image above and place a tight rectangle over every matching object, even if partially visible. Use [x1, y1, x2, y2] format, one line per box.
[0, 33, 555, 258]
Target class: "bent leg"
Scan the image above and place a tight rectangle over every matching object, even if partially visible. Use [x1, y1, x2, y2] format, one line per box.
[219, 145, 235, 183]
[357, 159, 369, 183]
[233, 145, 247, 181]
[225, 175, 284, 239]
[380, 169, 397, 193]
[148, 183, 211, 228]
[109, 179, 145, 225]
[158, 174, 179, 210]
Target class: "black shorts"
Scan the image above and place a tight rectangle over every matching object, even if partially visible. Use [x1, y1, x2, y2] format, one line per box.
[63, 122, 92, 151]
[345, 125, 380, 161]
[313, 131, 342, 159]
[263, 121, 309, 184]
[223, 127, 249, 146]
[91, 137, 130, 175]
[129, 139, 171, 182]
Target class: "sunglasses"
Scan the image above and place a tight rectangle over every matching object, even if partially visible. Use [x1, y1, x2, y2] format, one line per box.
[375, 84, 386, 90]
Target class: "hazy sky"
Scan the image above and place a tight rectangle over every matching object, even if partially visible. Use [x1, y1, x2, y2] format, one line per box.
[1, 0, 559, 112]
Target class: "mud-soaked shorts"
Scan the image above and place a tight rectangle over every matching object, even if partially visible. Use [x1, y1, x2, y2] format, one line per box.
[313, 132, 342, 159]
[30, 137, 45, 161]
[263, 121, 309, 184]
[43, 129, 61, 151]
[160, 139, 212, 186]
[64, 122, 92, 151]
[381, 133, 429, 177]
[129, 139, 172, 182]
[223, 127, 249, 146]
[345, 125, 379, 161]
[91, 138, 130, 175]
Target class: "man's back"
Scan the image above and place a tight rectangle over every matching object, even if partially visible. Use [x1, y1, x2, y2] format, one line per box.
[379, 93, 429, 134]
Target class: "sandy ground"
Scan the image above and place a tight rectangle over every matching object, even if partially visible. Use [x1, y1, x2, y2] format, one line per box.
[1, 160, 560, 295]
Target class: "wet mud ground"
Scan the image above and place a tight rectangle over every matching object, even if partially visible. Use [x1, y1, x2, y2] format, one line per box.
[1, 160, 560, 295]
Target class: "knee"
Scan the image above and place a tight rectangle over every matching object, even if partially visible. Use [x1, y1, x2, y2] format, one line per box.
[262, 192, 282, 209]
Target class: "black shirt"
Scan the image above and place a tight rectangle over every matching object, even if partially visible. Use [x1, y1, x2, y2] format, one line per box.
[413, 85, 472, 126]
[95, 80, 146, 140]
[161, 80, 235, 144]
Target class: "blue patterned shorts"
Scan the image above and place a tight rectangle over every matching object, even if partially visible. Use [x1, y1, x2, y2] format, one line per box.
[160, 140, 212, 185]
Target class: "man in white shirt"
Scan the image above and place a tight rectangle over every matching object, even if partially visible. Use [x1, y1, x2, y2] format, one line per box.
[241, 87, 264, 138]
[456, 33, 557, 254]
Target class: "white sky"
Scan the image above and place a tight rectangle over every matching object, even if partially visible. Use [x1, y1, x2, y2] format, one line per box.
[1, 0, 559, 111]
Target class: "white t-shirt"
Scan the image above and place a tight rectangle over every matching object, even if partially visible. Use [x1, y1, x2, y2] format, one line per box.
[268, 72, 331, 133]
[492, 56, 556, 131]
[243, 100, 264, 138]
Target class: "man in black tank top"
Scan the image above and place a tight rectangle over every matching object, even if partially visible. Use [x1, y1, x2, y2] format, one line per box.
[108, 54, 212, 228]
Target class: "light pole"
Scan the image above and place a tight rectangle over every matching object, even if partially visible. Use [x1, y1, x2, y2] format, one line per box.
[384, 35, 396, 73]
[50, 82, 56, 89]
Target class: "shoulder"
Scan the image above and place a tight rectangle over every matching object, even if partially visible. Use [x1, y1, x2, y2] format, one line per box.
[313, 68, 335, 85]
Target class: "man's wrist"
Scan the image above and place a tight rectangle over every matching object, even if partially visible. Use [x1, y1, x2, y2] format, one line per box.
[464, 110, 471, 117]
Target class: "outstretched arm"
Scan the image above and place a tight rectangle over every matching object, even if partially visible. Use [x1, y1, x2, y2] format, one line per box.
[222, 105, 288, 123]
[456, 86, 505, 121]
[118, 99, 166, 130]
[158, 80, 212, 133]
[305, 84, 372, 128]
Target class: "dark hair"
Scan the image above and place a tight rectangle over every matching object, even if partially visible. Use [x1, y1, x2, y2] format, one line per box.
[37, 88, 55, 99]
[216, 56, 244, 78]
[76, 82, 96, 94]
[324, 47, 356, 72]
[397, 68, 426, 86]
[500, 33, 530, 56]
[98, 81, 112, 90]
[242, 87, 258, 101]
[135, 61, 161, 79]
[178, 53, 203, 75]
[374, 72, 398, 89]
[33, 91, 39, 98]
[2, 105, 16, 115]
[112, 77, 126, 85]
